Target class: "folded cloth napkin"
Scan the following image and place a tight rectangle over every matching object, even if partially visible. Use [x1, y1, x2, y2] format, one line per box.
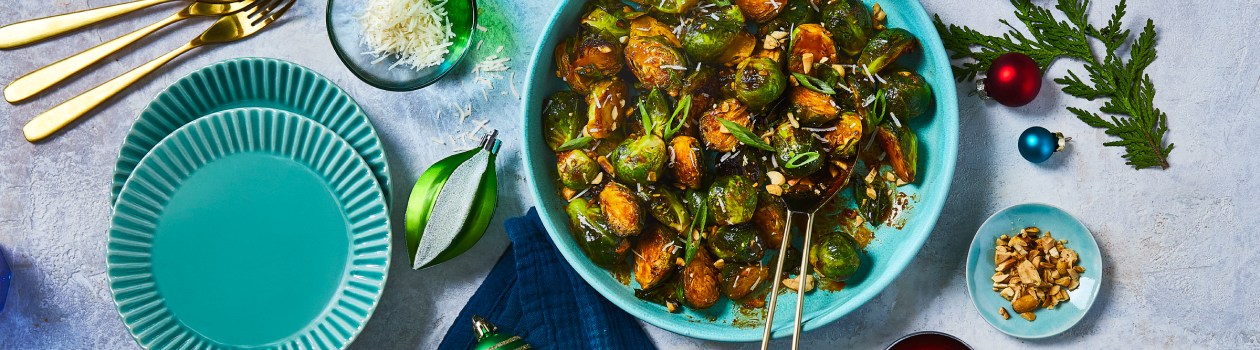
[437, 208, 656, 350]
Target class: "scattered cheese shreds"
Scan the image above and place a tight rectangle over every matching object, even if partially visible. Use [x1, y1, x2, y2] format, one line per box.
[358, 0, 455, 71]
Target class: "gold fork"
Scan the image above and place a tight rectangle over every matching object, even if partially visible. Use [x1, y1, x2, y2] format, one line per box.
[5, 0, 260, 103]
[21, 0, 296, 143]
[0, 0, 242, 49]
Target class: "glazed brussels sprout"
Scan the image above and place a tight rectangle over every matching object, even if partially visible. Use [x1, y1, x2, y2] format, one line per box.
[639, 186, 691, 233]
[669, 136, 704, 189]
[819, 0, 874, 56]
[721, 263, 769, 300]
[733, 57, 787, 109]
[706, 224, 765, 263]
[632, 89, 672, 137]
[554, 37, 596, 93]
[542, 91, 587, 151]
[717, 31, 757, 66]
[557, 150, 600, 190]
[626, 36, 688, 96]
[852, 166, 895, 226]
[634, 226, 682, 290]
[857, 28, 918, 74]
[683, 188, 712, 227]
[883, 70, 933, 121]
[585, 79, 628, 139]
[708, 175, 758, 225]
[877, 124, 918, 183]
[810, 232, 862, 281]
[824, 112, 863, 160]
[787, 24, 837, 75]
[752, 191, 787, 249]
[572, 31, 624, 81]
[566, 198, 630, 267]
[759, 0, 817, 37]
[611, 134, 668, 184]
[681, 3, 745, 62]
[629, 16, 682, 47]
[600, 182, 643, 236]
[581, 7, 629, 39]
[699, 98, 751, 152]
[682, 247, 721, 309]
[787, 86, 842, 127]
[772, 121, 825, 178]
[735, 0, 785, 22]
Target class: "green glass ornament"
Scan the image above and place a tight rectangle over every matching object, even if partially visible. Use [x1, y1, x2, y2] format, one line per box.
[472, 315, 532, 350]
[405, 131, 501, 269]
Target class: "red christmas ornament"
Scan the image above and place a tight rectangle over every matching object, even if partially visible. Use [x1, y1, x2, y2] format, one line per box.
[980, 52, 1042, 107]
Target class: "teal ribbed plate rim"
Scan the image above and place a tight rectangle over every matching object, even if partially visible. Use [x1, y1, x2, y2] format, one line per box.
[112, 57, 392, 205]
[108, 108, 391, 349]
[520, 0, 958, 342]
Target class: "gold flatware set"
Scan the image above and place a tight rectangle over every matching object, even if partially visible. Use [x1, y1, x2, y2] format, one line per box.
[0, 0, 295, 142]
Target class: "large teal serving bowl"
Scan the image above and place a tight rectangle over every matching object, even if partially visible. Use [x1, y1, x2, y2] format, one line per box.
[521, 1, 958, 341]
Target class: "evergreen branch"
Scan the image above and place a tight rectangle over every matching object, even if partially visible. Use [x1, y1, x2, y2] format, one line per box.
[934, 0, 1172, 169]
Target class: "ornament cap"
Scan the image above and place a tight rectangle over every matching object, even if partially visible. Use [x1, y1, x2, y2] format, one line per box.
[1054, 132, 1068, 152]
[472, 315, 497, 339]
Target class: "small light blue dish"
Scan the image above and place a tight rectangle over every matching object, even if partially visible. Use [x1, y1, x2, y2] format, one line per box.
[520, 0, 959, 341]
[966, 203, 1103, 339]
[108, 108, 391, 349]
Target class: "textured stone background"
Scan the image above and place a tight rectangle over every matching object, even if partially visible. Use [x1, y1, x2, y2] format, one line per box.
[1, 0, 1256, 348]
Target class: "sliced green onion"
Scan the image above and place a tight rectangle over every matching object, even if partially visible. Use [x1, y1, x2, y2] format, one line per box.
[684, 195, 706, 264]
[638, 101, 654, 134]
[556, 136, 593, 151]
[793, 72, 835, 95]
[784, 151, 820, 169]
[717, 118, 775, 151]
[664, 94, 692, 140]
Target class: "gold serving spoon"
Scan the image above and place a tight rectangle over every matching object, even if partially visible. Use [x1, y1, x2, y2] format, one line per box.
[21, 0, 295, 142]
[5, 0, 260, 103]
[0, 0, 242, 49]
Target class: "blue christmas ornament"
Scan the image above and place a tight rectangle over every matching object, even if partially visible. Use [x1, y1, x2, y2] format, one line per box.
[1, 248, 9, 313]
[1018, 127, 1067, 163]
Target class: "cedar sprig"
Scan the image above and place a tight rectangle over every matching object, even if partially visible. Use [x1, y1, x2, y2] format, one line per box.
[933, 0, 1173, 169]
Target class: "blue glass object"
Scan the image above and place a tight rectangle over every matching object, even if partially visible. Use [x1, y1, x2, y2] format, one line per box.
[1, 247, 10, 313]
[1018, 126, 1062, 163]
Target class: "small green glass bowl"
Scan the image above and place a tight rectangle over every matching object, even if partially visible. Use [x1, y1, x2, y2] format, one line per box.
[326, 0, 477, 91]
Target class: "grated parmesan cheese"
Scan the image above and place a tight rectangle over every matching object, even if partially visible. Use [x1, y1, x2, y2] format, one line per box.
[358, 0, 455, 71]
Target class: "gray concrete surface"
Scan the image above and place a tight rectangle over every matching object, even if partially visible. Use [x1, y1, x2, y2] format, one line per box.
[1, 0, 1256, 348]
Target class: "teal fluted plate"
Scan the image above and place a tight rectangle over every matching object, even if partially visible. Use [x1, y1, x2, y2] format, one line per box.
[108, 108, 391, 349]
[113, 57, 391, 205]
[520, 0, 958, 342]
[966, 203, 1102, 339]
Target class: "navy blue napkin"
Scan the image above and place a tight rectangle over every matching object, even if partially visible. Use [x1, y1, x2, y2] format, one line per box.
[437, 208, 656, 350]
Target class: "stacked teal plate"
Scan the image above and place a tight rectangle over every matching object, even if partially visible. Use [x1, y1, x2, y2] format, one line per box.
[107, 59, 393, 349]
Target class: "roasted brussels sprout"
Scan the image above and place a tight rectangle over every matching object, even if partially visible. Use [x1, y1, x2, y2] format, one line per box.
[581, 7, 630, 39]
[668, 136, 704, 189]
[857, 28, 918, 74]
[566, 198, 630, 267]
[882, 70, 933, 121]
[639, 186, 691, 233]
[787, 86, 842, 127]
[752, 191, 787, 249]
[706, 224, 765, 263]
[681, 3, 745, 62]
[734, 0, 785, 22]
[876, 124, 918, 183]
[708, 175, 758, 225]
[632, 89, 672, 137]
[600, 182, 643, 236]
[819, 0, 873, 56]
[720, 263, 769, 300]
[572, 31, 624, 81]
[554, 37, 597, 93]
[699, 98, 751, 152]
[626, 36, 688, 95]
[810, 232, 861, 281]
[557, 150, 600, 190]
[611, 134, 668, 184]
[585, 79, 628, 139]
[682, 247, 721, 309]
[852, 166, 894, 226]
[683, 188, 713, 227]
[787, 24, 837, 75]
[629, 16, 682, 47]
[772, 121, 824, 178]
[717, 31, 757, 66]
[543, 91, 587, 151]
[634, 226, 682, 290]
[824, 112, 862, 160]
[733, 57, 787, 109]
[759, 0, 817, 37]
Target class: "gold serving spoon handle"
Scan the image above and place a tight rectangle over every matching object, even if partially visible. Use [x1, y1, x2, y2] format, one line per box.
[0, 0, 237, 49]
[21, 0, 294, 142]
[4, 0, 257, 103]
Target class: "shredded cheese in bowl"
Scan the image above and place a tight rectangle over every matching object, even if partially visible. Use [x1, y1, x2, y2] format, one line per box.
[358, 0, 455, 71]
